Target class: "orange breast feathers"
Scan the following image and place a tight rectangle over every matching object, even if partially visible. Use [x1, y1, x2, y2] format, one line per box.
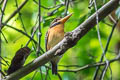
[47, 24, 64, 50]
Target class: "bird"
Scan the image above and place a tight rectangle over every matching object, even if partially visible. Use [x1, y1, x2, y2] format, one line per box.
[7, 47, 31, 75]
[45, 13, 72, 75]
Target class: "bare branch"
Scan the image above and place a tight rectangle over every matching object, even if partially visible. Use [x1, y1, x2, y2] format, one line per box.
[93, 0, 104, 52]
[33, 0, 64, 10]
[0, 0, 8, 79]
[30, 71, 37, 80]
[1, 0, 28, 29]
[47, 4, 64, 16]
[58, 55, 120, 73]
[36, 0, 42, 56]
[64, 0, 70, 16]
[2, 23, 37, 44]
[0, 56, 9, 66]
[14, 0, 26, 32]
[99, 61, 109, 80]
[57, 73, 62, 80]
[93, 20, 119, 80]
[25, 14, 39, 47]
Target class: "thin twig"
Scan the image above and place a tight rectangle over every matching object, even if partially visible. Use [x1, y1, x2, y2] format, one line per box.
[1, 0, 28, 29]
[100, 59, 113, 80]
[58, 64, 82, 67]
[3, 23, 37, 44]
[39, 68, 43, 80]
[44, 67, 51, 80]
[0, 31, 8, 43]
[33, 0, 64, 10]
[0, 0, 8, 78]
[25, 16, 45, 53]
[47, 4, 64, 16]
[109, 64, 112, 80]
[93, 0, 107, 79]
[57, 73, 62, 80]
[93, 0, 105, 79]
[45, 67, 49, 80]
[36, 0, 43, 80]
[58, 55, 120, 73]
[36, 0, 42, 56]
[25, 26, 38, 46]
[94, 0, 104, 53]
[88, 0, 94, 8]
[101, 20, 113, 27]
[25, 15, 39, 47]
[15, 0, 27, 32]
[0, 61, 6, 66]
[64, 0, 70, 16]
[100, 61, 109, 80]
[108, 15, 116, 23]
[30, 71, 37, 80]
[0, 0, 8, 22]
[0, 69, 6, 77]
[93, 20, 119, 80]
[0, 56, 9, 66]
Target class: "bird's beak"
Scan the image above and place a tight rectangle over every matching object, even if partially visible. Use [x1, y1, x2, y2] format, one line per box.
[59, 13, 72, 23]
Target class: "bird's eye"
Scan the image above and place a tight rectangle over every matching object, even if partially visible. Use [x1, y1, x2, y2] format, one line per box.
[55, 19, 57, 22]
[56, 18, 61, 22]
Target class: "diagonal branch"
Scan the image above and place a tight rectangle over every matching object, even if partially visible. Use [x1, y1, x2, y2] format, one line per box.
[5, 0, 119, 80]
[93, 20, 118, 80]
[1, 0, 28, 29]
[58, 54, 120, 73]
[15, 0, 27, 32]
[2, 23, 37, 44]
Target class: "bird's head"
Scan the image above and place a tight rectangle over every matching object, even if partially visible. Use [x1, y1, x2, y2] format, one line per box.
[50, 13, 72, 28]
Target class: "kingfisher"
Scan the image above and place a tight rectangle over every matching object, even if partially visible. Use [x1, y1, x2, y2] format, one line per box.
[45, 13, 72, 75]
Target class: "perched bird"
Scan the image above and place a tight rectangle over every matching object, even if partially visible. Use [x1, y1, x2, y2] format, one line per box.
[7, 47, 31, 75]
[45, 14, 72, 75]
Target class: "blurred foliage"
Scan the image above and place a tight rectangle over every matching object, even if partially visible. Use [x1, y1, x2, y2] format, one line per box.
[0, 0, 120, 80]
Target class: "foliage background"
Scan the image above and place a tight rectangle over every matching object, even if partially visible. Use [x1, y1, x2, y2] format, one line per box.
[0, 0, 120, 80]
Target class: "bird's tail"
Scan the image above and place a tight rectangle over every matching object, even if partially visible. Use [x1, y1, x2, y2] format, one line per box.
[51, 62, 57, 75]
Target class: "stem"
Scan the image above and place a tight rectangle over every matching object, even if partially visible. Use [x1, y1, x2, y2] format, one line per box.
[0, 0, 8, 79]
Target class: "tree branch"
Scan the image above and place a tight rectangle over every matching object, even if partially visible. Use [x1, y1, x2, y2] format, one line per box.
[0, 0, 8, 79]
[1, 0, 28, 29]
[5, 0, 119, 80]
[93, 19, 118, 80]
[58, 54, 120, 73]
[2, 23, 37, 44]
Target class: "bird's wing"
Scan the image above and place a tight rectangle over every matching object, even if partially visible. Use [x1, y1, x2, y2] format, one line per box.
[45, 29, 49, 51]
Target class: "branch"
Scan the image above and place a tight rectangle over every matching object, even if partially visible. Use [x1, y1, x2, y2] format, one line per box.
[5, 0, 119, 80]
[58, 55, 120, 73]
[2, 23, 37, 44]
[1, 0, 28, 29]
[0, 0, 8, 78]
[64, 0, 70, 16]
[36, 0, 42, 55]
[15, 0, 27, 32]
[33, 0, 64, 10]
[93, 20, 119, 80]
[36, 0, 43, 80]
[47, 4, 64, 16]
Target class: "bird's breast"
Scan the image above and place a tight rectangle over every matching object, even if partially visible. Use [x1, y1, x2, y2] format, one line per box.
[48, 26, 64, 48]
